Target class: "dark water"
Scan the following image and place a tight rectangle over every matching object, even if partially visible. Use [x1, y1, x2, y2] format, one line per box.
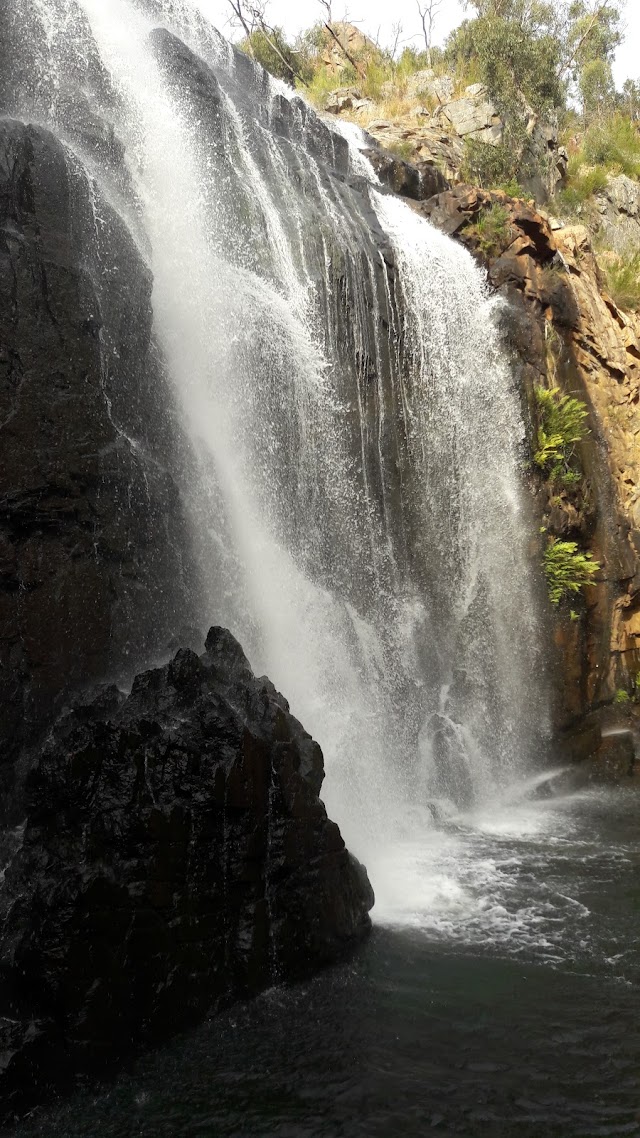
[11, 787, 640, 1138]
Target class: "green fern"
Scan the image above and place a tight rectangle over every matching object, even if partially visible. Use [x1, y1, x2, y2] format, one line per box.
[614, 688, 631, 704]
[543, 539, 600, 606]
[534, 386, 589, 482]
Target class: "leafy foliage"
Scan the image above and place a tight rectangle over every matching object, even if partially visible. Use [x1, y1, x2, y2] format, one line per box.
[497, 177, 526, 197]
[445, 14, 564, 113]
[239, 26, 305, 84]
[602, 252, 640, 313]
[462, 138, 524, 189]
[556, 159, 608, 210]
[543, 539, 600, 605]
[579, 58, 615, 119]
[614, 688, 631, 704]
[555, 116, 640, 220]
[463, 203, 514, 256]
[534, 385, 589, 483]
[581, 114, 640, 178]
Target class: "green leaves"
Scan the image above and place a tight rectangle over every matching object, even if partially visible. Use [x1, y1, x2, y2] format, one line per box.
[535, 389, 599, 606]
[446, 15, 563, 114]
[534, 385, 589, 478]
[455, 2, 624, 119]
[602, 252, 640, 314]
[543, 539, 600, 605]
[463, 202, 514, 255]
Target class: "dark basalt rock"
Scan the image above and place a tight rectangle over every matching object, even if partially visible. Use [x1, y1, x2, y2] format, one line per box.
[0, 119, 199, 797]
[363, 148, 449, 202]
[0, 626, 373, 1119]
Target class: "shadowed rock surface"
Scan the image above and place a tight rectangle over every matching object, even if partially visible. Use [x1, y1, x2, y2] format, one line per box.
[0, 118, 199, 797]
[0, 626, 374, 1120]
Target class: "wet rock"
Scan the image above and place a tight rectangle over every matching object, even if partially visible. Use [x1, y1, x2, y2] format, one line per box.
[421, 185, 640, 727]
[0, 119, 198, 796]
[363, 148, 449, 201]
[0, 627, 374, 1119]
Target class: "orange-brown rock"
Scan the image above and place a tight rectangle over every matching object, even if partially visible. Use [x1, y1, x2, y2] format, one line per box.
[422, 186, 640, 743]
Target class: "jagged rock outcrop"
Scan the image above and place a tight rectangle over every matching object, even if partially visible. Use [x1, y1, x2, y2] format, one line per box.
[358, 138, 449, 200]
[439, 83, 503, 145]
[403, 69, 455, 105]
[0, 626, 373, 1120]
[319, 22, 371, 75]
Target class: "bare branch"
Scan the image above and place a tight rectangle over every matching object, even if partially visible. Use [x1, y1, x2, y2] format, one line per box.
[390, 20, 403, 58]
[225, 0, 256, 48]
[416, 0, 443, 67]
[226, 0, 310, 86]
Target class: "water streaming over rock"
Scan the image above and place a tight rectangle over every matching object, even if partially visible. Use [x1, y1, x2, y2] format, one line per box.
[2, 0, 547, 873]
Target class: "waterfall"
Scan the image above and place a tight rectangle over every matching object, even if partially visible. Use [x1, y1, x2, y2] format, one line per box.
[7, 0, 546, 871]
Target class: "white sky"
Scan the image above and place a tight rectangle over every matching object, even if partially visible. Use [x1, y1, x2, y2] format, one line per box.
[196, 0, 639, 85]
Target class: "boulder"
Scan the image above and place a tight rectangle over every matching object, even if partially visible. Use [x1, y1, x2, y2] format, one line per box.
[438, 91, 503, 144]
[320, 22, 372, 75]
[0, 627, 374, 1118]
[324, 86, 373, 115]
[595, 173, 640, 255]
[363, 148, 449, 200]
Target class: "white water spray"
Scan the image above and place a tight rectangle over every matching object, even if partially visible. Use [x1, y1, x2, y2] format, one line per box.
[16, 0, 548, 902]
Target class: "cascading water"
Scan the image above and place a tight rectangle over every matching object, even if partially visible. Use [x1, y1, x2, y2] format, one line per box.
[8, 0, 547, 899]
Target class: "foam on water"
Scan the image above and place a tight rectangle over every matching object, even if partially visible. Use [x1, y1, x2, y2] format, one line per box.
[371, 786, 639, 975]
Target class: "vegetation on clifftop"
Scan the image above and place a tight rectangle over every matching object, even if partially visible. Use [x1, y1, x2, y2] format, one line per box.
[230, 0, 639, 272]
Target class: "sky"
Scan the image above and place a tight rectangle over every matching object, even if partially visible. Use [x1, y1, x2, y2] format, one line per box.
[196, 0, 639, 86]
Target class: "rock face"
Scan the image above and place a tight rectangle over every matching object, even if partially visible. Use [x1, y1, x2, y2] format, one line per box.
[0, 627, 374, 1118]
[594, 174, 640, 255]
[439, 83, 503, 145]
[421, 184, 640, 752]
[0, 119, 199, 804]
[319, 22, 371, 75]
[362, 142, 449, 200]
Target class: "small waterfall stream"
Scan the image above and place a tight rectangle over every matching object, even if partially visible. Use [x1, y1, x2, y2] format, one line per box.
[8, 0, 546, 882]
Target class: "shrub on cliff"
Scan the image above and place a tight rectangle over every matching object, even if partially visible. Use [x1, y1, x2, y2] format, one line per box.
[239, 25, 308, 85]
[534, 385, 589, 485]
[543, 539, 600, 606]
[463, 202, 514, 256]
[602, 251, 640, 313]
[556, 114, 640, 218]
